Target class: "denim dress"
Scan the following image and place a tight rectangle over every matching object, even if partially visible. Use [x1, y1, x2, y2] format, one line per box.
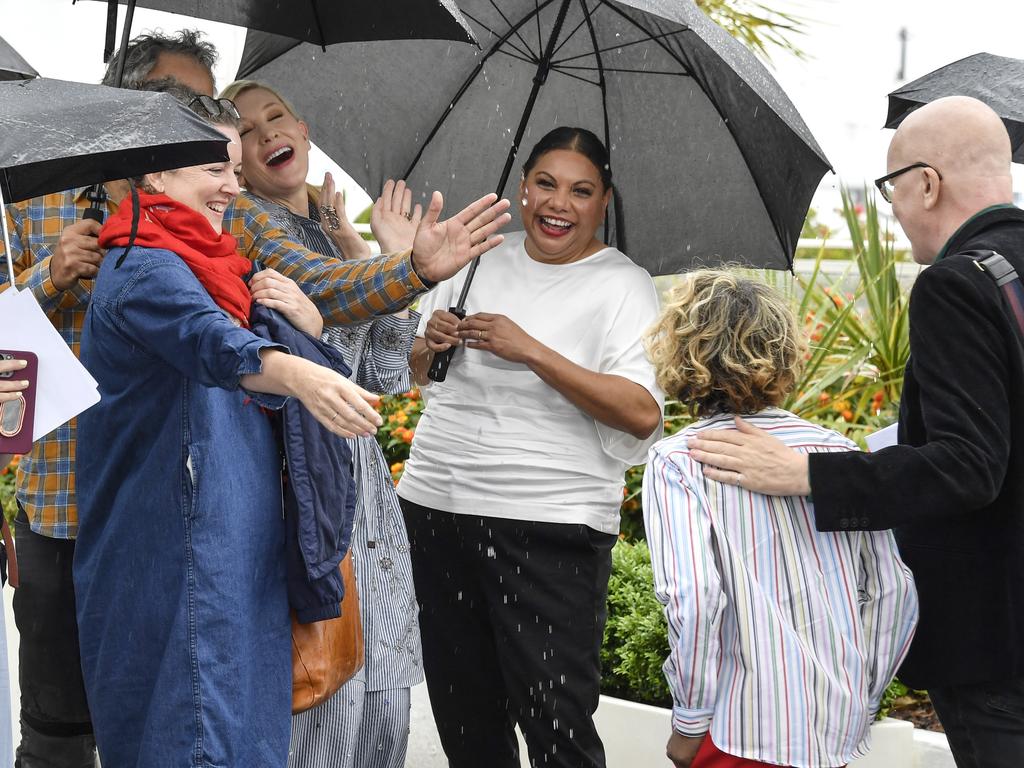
[75, 245, 292, 768]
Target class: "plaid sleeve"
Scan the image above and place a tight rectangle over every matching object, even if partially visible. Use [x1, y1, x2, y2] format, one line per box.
[225, 193, 427, 325]
[4, 203, 65, 313]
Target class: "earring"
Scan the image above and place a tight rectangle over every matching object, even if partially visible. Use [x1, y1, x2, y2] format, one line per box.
[521, 197, 528, 206]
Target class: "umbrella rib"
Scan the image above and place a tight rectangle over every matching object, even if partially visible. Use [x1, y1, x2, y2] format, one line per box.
[555, 64, 690, 76]
[400, 1, 557, 181]
[551, 69, 601, 87]
[552, 29, 686, 65]
[534, 0, 544, 57]
[551, 11, 596, 58]
[489, 0, 538, 59]
[496, 49, 538, 66]
[579, 0, 615, 247]
[463, 11, 538, 62]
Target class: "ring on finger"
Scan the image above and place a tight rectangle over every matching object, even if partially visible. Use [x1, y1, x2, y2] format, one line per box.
[320, 205, 341, 231]
[330, 411, 340, 424]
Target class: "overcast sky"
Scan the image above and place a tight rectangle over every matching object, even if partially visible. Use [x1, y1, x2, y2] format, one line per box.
[3, 0, 1023, 221]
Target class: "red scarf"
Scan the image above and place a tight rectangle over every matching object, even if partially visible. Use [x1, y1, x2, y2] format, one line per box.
[99, 192, 252, 326]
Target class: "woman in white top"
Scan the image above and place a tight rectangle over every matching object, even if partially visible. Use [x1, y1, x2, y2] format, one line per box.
[397, 127, 664, 768]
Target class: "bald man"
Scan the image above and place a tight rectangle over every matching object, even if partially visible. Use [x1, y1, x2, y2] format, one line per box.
[687, 96, 1024, 767]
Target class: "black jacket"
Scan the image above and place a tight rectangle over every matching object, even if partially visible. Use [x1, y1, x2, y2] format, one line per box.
[250, 304, 357, 624]
[809, 205, 1024, 689]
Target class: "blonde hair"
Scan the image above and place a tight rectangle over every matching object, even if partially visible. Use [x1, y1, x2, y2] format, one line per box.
[645, 269, 805, 418]
[219, 79, 321, 204]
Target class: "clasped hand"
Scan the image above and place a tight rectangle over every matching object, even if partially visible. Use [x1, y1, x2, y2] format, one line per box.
[424, 310, 538, 364]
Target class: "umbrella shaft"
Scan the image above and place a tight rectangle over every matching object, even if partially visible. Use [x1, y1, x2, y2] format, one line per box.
[113, 0, 137, 88]
[453, 0, 574, 313]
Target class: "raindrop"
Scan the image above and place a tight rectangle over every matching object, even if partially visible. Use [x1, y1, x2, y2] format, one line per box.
[486, 545, 496, 558]
[457, 590, 463, 600]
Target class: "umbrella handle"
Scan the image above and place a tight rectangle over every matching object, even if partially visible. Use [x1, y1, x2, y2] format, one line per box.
[426, 306, 466, 382]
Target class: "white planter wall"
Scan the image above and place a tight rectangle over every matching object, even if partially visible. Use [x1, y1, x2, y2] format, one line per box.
[517, 696, 916, 768]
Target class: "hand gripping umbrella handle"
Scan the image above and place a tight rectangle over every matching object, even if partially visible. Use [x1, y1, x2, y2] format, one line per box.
[427, 307, 466, 382]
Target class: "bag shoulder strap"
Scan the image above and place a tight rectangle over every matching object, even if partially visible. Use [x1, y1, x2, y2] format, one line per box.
[960, 249, 1024, 338]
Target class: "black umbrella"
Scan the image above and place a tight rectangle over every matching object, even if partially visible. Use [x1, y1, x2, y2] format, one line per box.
[239, 0, 828, 272]
[0, 78, 229, 203]
[885, 52, 1024, 163]
[83, 0, 476, 87]
[0, 35, 37, 81]
[0, 77, 229, 286]
[238, 0, 830, 378]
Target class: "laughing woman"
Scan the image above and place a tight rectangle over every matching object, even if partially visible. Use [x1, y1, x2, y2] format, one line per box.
[73, 110, 387, 767]
[398, 127, 665, 768]
[222, 79, 425, 768]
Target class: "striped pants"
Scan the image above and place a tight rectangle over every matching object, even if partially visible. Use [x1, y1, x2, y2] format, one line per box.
[288, 673, 411, 768]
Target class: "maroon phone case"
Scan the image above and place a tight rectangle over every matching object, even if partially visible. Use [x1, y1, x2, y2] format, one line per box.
[0, 350, 38, 455]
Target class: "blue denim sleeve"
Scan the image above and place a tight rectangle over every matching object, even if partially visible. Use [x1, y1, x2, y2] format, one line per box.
[114, 255, 284, 392]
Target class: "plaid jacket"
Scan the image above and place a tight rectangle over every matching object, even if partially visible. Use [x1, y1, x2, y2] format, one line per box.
[2, 185, 426, 538]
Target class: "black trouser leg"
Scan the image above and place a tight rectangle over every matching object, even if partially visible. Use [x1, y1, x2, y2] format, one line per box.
[401, 500, 612, 768]
[929, 676, 1024, 768]
[402, 500, 520, 768]
[12, 508, 95, 768]
[481, 517, 612, 768]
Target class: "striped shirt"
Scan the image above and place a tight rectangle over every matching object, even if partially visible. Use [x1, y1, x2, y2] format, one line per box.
[642, 409, 918, 768]
[3, 186, 427, 538]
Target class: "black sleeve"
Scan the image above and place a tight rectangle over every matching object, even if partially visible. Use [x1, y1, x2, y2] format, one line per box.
[809, 260, 1011, 531]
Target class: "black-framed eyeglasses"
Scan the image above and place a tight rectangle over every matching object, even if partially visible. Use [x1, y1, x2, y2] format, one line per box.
[874, 162, 942, 203]
[188, 95, 241, 122]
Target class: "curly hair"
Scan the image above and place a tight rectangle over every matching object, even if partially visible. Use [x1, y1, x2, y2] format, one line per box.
[645, 270, 805, 419]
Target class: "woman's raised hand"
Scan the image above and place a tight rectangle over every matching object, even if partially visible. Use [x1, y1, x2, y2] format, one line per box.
[0, 358, 29, 403]
[372, 179, 421, 254]
[320, 172, 372, 260]
[411, 192, 511, 283]
[423, 309, 463, 352]
[249, 268, 324, 337]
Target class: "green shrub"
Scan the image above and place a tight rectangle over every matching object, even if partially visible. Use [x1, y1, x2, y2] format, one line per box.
[600, 538, 671, 707]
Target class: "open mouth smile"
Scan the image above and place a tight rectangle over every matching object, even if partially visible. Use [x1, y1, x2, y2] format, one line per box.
[265, 146, 294, 167]
[537, 215, 574, 237]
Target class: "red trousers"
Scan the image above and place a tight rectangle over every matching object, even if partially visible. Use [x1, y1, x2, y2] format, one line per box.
[691, 736, 846, 768]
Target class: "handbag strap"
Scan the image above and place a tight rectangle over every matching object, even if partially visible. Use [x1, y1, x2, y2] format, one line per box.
[961, 250, 1024, 338]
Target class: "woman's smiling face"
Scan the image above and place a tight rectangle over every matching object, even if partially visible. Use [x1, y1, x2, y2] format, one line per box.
[519, 148, 611, 264]
[233, 87, 310, 202]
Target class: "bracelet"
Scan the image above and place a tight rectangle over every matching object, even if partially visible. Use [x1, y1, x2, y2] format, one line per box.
[409, 251, 438, 290]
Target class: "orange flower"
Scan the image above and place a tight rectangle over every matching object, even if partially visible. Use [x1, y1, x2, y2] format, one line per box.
[390, 461, 405, 475]
[818, 392, 830, 405]
[402, 429, 414, 444]
[841, 409, 854, 422]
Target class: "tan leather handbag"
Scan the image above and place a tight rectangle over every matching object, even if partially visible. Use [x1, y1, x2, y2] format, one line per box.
[291, 550, 364, 714]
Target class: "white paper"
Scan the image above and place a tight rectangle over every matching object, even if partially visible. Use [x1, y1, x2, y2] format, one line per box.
[0, 287, 100, 441]
[865, 422, 899, 452]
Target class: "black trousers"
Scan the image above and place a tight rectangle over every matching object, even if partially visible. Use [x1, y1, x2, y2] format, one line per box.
[401, 499, 615, 768]
[12, 508, 95, 768]
[928, 676, 1024, 768]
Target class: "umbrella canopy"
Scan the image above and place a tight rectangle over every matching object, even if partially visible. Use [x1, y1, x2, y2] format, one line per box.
[237, 0, 829, 275]
[86, 0, 476, 48]
[0, 35, 37, 81]
[0, 78, 229, 202]
[885, 52, 1024, 163]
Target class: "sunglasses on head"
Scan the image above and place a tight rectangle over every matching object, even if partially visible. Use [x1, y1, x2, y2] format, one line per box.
[188, 95, 241, 121]
[874, 162, 942, 204]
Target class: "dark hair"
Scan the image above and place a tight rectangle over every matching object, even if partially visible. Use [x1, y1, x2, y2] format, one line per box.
[100, 29, 217, 91]
[522, 126, 612, 189]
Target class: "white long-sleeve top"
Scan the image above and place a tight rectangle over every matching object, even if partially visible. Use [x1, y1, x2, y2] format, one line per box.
[643, 409, 918, 768]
